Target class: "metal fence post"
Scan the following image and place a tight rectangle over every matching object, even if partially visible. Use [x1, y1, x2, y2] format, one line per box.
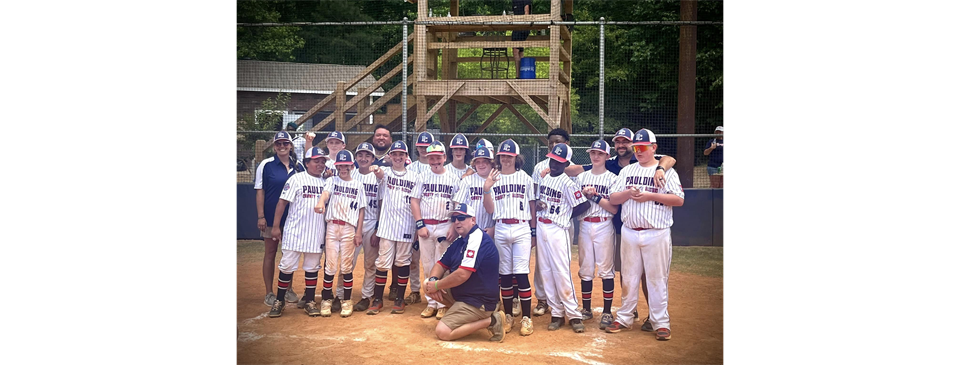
[402, 17, 409, 151]
[599, 17, 605, 139]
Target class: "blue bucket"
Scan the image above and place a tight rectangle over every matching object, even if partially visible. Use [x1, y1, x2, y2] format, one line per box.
[519, 57, 536, 79]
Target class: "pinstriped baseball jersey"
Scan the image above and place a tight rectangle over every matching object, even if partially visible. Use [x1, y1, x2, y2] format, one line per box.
[531, 158, 551, 188]
[351, 169, 382, 221]
[444, 163, 468, 179]
[322, 176, 367, 226]
[453, 174, 495, 229]
[612, 164, 684, 229]
[417, 169, 460, 221]
[376, 168, 423, 242]
[575, 170, 617, 219]
[278, 172, 327, 253]
[489, 171, 535, 221]
[409, 160, 430, 175]
[537, 174, 588, 229]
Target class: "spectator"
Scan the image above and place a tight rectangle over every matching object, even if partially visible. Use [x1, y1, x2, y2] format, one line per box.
[511, 0, 532, 78]
[703, 126, 723, 188]
[286, 122, 305, 161]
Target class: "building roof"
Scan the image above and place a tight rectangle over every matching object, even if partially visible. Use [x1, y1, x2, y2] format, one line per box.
[237, 60, 384, 95]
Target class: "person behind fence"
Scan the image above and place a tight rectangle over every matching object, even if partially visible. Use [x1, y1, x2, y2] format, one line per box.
[511, 0, 532, 78]
[424, 203, 505, 342]
[287, 122, 305, 160]
[255, 130, 305, 308]
[704, 126, 723, 188]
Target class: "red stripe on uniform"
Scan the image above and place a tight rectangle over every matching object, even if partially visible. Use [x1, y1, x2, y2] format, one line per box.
[437, 262, 449, 270]
[277, 281, 289, 288]
[375, 277, 387, 284]
[459, 266, 477, 272]
[604, 292, 614, 298]
[344, 282, 353, 288]
[501, 290, 514, 296]
[398, 278, 408, 284]
[517, 290, 532, 298]
[582, 293, 592, 299]
[323, 282, 333, 289]
[305, 279, 318, 286]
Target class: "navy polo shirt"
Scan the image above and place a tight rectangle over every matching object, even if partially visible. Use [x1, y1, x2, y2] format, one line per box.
[705, 138, 723, 168]
[437, 225, 500, 310]
[254, 156, 305, 227]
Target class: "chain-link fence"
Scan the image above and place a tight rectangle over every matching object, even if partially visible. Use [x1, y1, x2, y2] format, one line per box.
[237, 0, 722, 188]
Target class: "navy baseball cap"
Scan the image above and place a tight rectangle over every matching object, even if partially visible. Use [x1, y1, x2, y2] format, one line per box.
[273, 131, 292, 142]
[476, 138, 493, 151]
[356, 142, 376, 155]
[450, 133, 469, 149]
[612, 128, 634, 142]
[497, 139, 519, 156]
[449, 202, 476, 217]
[587, 139, 611, 155]
[426, 141, 446, 156]
[286, 122, 298, 130]
[334, 150, 355, 166]
[326, 131, 346, 143]
[415, 131, 435, 147]
[632, 129, 657, 145]
[546, 143, 573, 163]
[305, 147, 327, 160]
[473, 146, 493, 160]
[390, 140, 409, 153]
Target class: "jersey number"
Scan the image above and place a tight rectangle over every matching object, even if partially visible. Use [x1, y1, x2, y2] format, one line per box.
[519, 202, 524, 211]
[405, 196, 412, 204]
[369, 200, 379, 209]
[350, 201, 359, 210]
[548, 205, 559, 214]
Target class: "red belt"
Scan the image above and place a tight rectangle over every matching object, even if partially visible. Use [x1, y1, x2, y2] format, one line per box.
[583, 217, 609, 223]
[423, 219, 449, 225]
[497, 219, 526, 224]
[629, 226, 652, 231]
[330, 220, 348, 226]
[537, 217, 553, 224]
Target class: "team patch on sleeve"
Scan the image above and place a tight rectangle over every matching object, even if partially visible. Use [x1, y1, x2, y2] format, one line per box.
[283, 182, 291, 191]
[574, 191, 582, 199]
[459, 229, 483, 270]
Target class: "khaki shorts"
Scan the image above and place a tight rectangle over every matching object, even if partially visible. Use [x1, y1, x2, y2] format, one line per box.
[439, 301, 496, 331]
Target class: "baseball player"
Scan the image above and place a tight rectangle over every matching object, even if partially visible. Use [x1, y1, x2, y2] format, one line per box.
[452, 146, 496, 239]
[535, 143, 591, 333]
[367, 140, 423, 315]
[576, 140, 620, 329]
[605, 129, 684, 341]
[388, 131, 434, 306]
[268, 147, 328, 318]
[482, 139, 537, 336]
[415, 141, 460, 319]
[314, 150, 367, 317]
[341, 142, 382, 313]
[323, 131, 347, 169]
[445, 133, 471, 179]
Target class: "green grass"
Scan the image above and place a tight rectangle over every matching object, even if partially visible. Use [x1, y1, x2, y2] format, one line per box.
[671, 246, 723, 278]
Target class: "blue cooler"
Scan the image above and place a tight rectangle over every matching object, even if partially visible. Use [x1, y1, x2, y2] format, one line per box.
[519, 57, 536, 79]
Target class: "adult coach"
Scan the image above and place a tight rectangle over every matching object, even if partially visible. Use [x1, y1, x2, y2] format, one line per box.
[424, 203, 505, 342]
[416, 141, 460, 319]
[535, 143, 590, 333]
[606, 129, 684, 341]
[370, 124, 394, 167]
[483, 139, 537, 336]
[267, 147, 328, 318]
[255, 130, 304, 307]
[704, 126, 723, 188]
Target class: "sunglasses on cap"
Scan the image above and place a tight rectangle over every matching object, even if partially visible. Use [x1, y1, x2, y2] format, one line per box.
[452, 215, 471, 222]
[632, 145, 654, 152]
[274, 141, 292, 147]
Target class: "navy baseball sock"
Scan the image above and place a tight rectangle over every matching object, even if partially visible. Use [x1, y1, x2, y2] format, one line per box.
[391, 267, 399, 290]
[500, 274, 514, 312]
[373, 269, 388, 300]
[581, 280, 593, 310]
[602, 278, 615, 314]
[276, 271, 294, 302]
[342, 273, 353, 302]
[515, 273, 532, 317]
[321, 273, 335, 300]
[396, 265, 410, 302]
[303, 271, 318, 303]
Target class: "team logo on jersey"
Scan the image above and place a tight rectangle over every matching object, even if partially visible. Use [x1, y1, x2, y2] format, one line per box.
[466, 249, 475, 258]
[574, 191, 582, 199]
[283, 182, 291, 191]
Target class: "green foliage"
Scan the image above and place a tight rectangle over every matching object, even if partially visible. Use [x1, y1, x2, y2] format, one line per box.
[237, 92, 291, 161]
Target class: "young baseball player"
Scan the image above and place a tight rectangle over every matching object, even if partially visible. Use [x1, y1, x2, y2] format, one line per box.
[535, 143, 591, 333]
[606, 129, 684, 341]
[415, 141, 460, 319]
[576, 140, 620, 329]
[314, 150, 367, 317]
[268, 147, 328, 318]
[344, 142, 383, 313]
[530, 128, 574, 318]
[367, 140, 424, 315]
[444, 133, 471, 179]
[392, 131, 434, 306]
[452, 146, 496, 239]
[482, 139, 537, 336]
[323, 131, 347, 170]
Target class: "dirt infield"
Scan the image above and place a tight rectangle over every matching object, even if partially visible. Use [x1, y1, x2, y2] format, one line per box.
[237, 241, 723, 364]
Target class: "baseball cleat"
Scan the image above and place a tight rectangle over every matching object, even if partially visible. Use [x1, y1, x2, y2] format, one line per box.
[599, 313, 614, 330]
[547, 317, 564, 331]
[512, 297, 521, 317]
[633, 310, 639, 319]
[487, 310, 505, 342]
[303, 301, 321, 317]
[268, 300, 285, 318]
[353, 298, 371, 312]
[421, 307, 437, 318]
[404, 292, 421, 305]
[331, 297, 342, 313]
[264, 292, 277, 307]
[391, 298, 406, 314]
[605, 321, 630, 333]
[640, 316, 654, 332]
[570, 319, 586, 333]
[436, 307, 447, 320]
[320, 299, 334, 317]
[520, 316, 534, 336]
[340, 300, 353, 317]
[285, 289, 299, 303]
[366, 299, 384, 315]
[503, 314, 514, 333]
[533, 301, 549, 316]
[388, 287, 399, 301]
[580, 308, 594, 320]
[655, 328, 672, 341]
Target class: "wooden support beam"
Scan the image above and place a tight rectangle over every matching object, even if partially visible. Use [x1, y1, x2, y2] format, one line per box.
[420, 82, 465, 124]
[335, 81, 346, 131]
[357, 86, 368, 130]
[450, 35, 550, 43]
[507, 80, 550, 124]
[308, 56, 415, 133]
[340, 77, 416, 132]
[504, 104, 549, 145]
[474, 105, 507, 134]
[416, 96, 428, 131]
[547, 24, 561, 130]
[427, 40, 549, 50]
[550, 0, 562, 20]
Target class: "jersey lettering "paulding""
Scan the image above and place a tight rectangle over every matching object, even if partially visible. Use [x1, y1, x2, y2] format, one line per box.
[385, 175, 417, 190]
[493, 184, 527, 195]
[333, 184, 359, 196]
[625, 176, 657, 187]
[422, 183, 455, 195]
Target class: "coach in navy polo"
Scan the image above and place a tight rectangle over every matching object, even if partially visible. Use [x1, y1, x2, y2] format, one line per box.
[425, 203, 505, 342]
